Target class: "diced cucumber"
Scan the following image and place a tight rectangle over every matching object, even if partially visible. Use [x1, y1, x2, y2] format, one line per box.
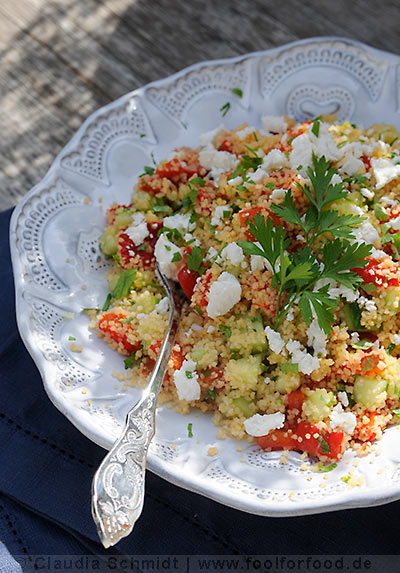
[131, 292, 159, 314]
[224, 354, 262, 390]
[227, 314, 267, 355]
[383, 287, 400, 312]
[353, 376, 387, 410]
[99, 228, 118, 256]
[302, 389, 335, 423]
[190, 341, 218, 369]
[275, 371, 301, 394]
[231, 397, 255, 417]
[114, 211, 134, 231]
[343, 302, 363, 331]
[132, 190, 153, 211]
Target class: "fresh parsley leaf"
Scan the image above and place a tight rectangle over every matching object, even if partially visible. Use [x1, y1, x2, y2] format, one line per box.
[387, 343, 396, 355]
[187, 423, 193, 437]
[124, 352, 139, 369]
[231, 154, 262, 179]
[232, 88, 243, 97]
[194, 305, 203, 315]
[374, 204, 388, 222]
[190, 177, 206, 185]
[182, 187, 198, 210]
[220, 102, 231, 117]
[311, 119, 320, 137]
[321, 239, 370, 288]
[317, 463, 337, 472]
[171, 252, 182, 263]
[140, 165, 155, 177]
[187, 246, 205, 275]
[218, 324, 232, 338]
[185, 371, 193, 379]
[205, 387, 217, 401]
[317, 434, 331, 454]
[112, 269, 137, 300]
[102, 293, 112, 311]
[68, 336, 76, 341]
[298, 287, 337, 336]
[341, 475, 351, 483]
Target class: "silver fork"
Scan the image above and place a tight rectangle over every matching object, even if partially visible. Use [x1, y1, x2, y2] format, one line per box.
[91, 264, 180, 548]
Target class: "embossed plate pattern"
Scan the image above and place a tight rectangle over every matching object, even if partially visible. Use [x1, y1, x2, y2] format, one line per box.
[10, 38, 400, 516]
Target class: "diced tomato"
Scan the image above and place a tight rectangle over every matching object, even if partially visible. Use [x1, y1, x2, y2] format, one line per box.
[155, 158, 200, 182]
[256, 429, 298, 451]
[98, 312, 139, 354]
[360, 154, 371, 171]
[287, 390, 306, 413]
[256, 421, 346, 460]
[149, 341, 184, 372]
[238, 206, 282, 239]
[352, 257, 399, 288]
[218, 139, 234, 152]
[118, 221, 162, 269]
[191, 268, 214, 311]
[177, 265, 199, 299]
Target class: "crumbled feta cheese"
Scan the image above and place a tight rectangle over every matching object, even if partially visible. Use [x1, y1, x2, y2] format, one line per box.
[262, 149, 288, 172]
[352, 222, 379, 245]
[184, 233, 200, 246]
[306, 319, 328, 357]
[391, 333, 400, 345]
[290, 133, 313, 173]
[371, 157, 400, 190]
[350, 332, 360, 344]
[357, 295, 377, 313]
[173, 360, 201, 401]
[154, 234, 182, 280]
[331, 173, 342, 185]
[286, 339, 320, 375]
[370, 247, 388, 260]
[244, 412, 285, 437]
[330, 283, 358, 303]
[381, 196, 397, 207]
[221, 243, 244, 266]
[391, 215, 400, 231]
[124, 212, 149, 246]
[163, 212, 195, 233]
[228, 175, 243, 186]
[211, 205, 228, 227]
[329, 404, 357, 435]
[286, 308, 294, 322]
[264, 326, 286, 355]
[338, 391, 349, 407]
[270, 188, 286, 201]
[205, 246, 218, 261]
[199, 144, 239, 181]
[199, 124, 223, 147]
[261, 115, 288, 135]
[153, 297, 169, 314]
[361, 187, 374, 200]
[207, 325, 215, 334]
[206, 272, 242, 319]
[252, 167, 267, 183]
[250, 254, 266, 272]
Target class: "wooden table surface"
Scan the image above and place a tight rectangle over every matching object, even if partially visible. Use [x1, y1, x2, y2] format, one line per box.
[1, 0, 400, 211]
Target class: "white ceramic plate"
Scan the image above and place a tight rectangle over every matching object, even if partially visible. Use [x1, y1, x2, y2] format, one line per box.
[11, 37, 400, 516]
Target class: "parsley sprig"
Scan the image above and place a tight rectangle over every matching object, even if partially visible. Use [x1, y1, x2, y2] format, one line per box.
[237, 155, 371, 335]
[271, 154, 365, 247]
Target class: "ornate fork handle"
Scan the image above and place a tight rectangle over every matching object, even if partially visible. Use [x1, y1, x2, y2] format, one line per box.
[91, 267, 179, 548]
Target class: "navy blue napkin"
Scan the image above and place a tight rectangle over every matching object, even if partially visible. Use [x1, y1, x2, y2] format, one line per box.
[1, 206, 400, 569]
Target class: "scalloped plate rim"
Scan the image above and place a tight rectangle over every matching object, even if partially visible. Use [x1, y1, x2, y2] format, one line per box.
[9, 36, 400, 517]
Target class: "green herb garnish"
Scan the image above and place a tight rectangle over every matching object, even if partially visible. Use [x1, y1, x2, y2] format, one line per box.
[317, 434, 331, 454]
[102, 293, 112, 311]
[112, 269, 137, 300]
[280, 363, 299, 374]
[124, 352, 139, 370]
[218, 324, 232, 338]
[187, 246, 206, 275]
[220, 102, 231, 117]
[140, 165, 155, 177]
[387, 343, 396, 355]
[68, 336, 76, 341]
[317, 463, 337, 473]
[351, 339, 374, 350]
[205, 387, 217, 401]
[232, 88, 243, 98]
[187, 423, 193, 438]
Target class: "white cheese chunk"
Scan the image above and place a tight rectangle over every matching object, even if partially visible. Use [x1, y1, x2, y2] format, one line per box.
[154, 234, 182, 280]
[244, 412, 285, 437]
[228, 175, 243, 186]
[173, 359, 201, 401]
[306, 319, 328, 357]
[124, 212, 149, 246]
[221, 243, 244, 266]
[199, 124, 224, 147]
[264, 326, 286, 355]
[352, 222, 380, 245]
[371, 156, 400, 190]
[338, 391, 349, 407]
[286, 339, 320, 375]
[270, 188, 286, 202]
[261, 115, 288, 135]
[163, 212, 195, 233]
[236, 126, 255, 140]
[206, 272, 241, 319]
[329, 403, 356, 435]
[153, 297, 169, 314]
[211, 205, 228, 227]
[199, 144, 239, 181]
[262, 149, 289, 172]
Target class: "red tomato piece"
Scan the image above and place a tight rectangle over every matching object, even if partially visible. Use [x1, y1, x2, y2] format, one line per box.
[155, 158, 200, 182]
[287, 390, 306, 413]
[352, 257, 399, 288]
[98, 312, 139, 354]
[218, 139, 234, 152]
[238, 206, 283, 239]
[256, 429, 298, 451]
[118, 222, 162, 269]
[177, 265, 199, 300]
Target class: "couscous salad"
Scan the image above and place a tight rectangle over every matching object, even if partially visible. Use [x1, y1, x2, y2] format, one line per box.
[93, 115, 400, 462]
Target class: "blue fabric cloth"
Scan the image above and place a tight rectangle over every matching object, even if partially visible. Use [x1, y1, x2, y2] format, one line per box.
[1, 206, 400, 568]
